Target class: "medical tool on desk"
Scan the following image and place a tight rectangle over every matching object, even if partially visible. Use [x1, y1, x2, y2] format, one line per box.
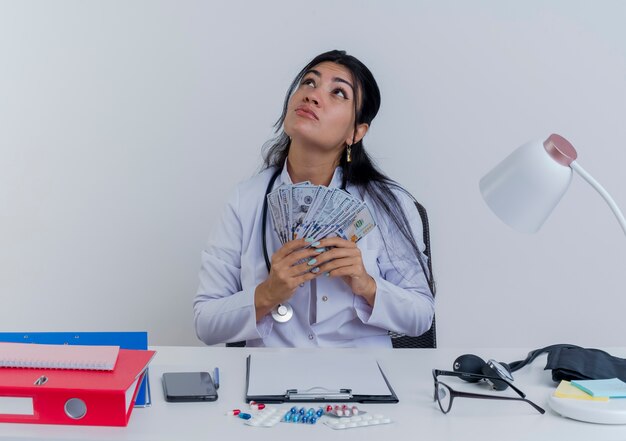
[453, 353, 514, 391]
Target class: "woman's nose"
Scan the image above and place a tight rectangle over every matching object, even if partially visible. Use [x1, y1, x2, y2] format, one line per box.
[304, 90, 320, 106]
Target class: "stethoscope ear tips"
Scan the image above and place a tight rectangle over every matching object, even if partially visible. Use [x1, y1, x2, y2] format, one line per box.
[271, 303, 294, 323]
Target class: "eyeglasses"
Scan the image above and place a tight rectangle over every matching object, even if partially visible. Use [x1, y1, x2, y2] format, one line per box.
[432, 369, 545, 414]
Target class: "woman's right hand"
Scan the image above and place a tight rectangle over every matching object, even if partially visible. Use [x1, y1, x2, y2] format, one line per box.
[254, 238, 322, 321]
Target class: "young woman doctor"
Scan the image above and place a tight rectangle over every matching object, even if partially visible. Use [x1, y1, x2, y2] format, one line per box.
[194, 50, 434, 347]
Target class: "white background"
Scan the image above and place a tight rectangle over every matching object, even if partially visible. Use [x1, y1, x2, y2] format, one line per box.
[1, 0, 625, 348]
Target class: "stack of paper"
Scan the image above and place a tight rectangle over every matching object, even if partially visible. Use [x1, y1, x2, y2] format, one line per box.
[267, 183, 376, 244]
[0, 342, 119, 371]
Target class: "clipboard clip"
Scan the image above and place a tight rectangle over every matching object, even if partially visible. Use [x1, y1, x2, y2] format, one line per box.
[285, 387, 353, 401]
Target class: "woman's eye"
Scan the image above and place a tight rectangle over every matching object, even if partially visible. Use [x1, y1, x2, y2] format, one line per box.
[333, 88, 348, 99]
[302, 78, 315, 87]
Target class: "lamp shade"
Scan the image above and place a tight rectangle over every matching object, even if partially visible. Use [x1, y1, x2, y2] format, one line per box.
[479, 134, 578, 233]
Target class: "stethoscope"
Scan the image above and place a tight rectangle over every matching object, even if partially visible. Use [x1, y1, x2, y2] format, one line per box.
[262, 168, 294, 323]
[262, 167, 348, 323]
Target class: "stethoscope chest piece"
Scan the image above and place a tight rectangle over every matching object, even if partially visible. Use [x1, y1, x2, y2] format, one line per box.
[271, 303, 293, 323]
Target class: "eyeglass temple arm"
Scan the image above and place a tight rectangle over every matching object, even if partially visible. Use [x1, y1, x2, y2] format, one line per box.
[570, 160, 626, 236]
[453, 390, 546, 414]
[433, 369, 527, 399]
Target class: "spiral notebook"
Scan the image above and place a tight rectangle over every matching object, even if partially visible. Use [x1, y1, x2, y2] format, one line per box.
[0, 342, 119, 370]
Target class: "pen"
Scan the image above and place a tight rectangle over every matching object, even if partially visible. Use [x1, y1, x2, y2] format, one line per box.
[213, 367, 220, 389]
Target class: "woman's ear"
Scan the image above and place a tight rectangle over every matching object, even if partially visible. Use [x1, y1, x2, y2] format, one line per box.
[346, 123, 369, 145]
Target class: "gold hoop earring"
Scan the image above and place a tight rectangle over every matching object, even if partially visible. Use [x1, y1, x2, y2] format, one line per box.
[346, 145, 352, 163]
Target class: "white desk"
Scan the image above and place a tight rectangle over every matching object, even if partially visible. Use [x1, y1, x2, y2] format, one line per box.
[2, 346, 626, 441]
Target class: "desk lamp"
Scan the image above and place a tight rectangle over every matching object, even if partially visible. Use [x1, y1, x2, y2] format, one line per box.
[479, 133, 626, 424]
[479, 134, 626, 235]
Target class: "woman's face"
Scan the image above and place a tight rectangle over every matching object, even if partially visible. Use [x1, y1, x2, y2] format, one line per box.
[284, 61, 363, 153]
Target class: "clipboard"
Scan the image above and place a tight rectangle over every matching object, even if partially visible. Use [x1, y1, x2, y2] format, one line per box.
[245, 352, 398, 404]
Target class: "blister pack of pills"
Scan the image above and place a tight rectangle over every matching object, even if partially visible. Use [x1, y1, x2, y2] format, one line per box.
[323, 413, 392, 430]
[325, 404, 364, 417]
[245, 407, 282, 428]
[282, 406, 324, 424]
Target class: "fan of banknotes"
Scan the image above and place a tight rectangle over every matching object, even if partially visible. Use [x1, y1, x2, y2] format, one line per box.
[266, 182, 377, 244]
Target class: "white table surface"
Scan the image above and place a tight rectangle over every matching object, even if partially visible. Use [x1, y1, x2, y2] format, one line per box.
[2, 346, 626, 441]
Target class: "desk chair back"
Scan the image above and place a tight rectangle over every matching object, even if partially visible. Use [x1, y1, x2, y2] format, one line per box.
[390, 200, 436, 349]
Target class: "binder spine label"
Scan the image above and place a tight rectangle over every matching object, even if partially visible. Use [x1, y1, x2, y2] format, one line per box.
[0, 397, 34, 415]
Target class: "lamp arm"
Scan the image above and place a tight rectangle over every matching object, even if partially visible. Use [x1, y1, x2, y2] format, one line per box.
[570, 160, 626, 236]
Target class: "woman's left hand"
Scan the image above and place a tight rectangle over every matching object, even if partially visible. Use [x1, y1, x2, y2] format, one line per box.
[312, 237, 377, 306]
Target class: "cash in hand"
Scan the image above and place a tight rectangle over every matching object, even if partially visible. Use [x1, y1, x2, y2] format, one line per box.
[267, 182, 377, 245]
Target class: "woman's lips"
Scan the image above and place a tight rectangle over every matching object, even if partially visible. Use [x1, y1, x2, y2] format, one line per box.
[295, 106, 318, 120]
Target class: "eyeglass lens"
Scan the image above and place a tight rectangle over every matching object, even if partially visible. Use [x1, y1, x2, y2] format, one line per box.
[435, 382, 452, 413]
